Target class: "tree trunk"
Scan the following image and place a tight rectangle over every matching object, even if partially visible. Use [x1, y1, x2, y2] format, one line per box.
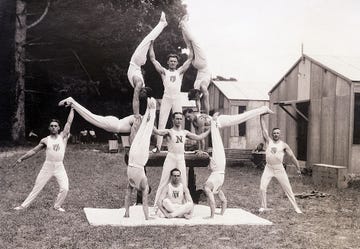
[12, 0, 27, 143]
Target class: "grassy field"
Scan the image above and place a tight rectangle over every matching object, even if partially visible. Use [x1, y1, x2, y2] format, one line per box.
[0, 144, 359, 249]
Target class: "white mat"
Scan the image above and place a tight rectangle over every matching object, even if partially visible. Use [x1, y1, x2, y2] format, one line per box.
[84, 205, 272, 226]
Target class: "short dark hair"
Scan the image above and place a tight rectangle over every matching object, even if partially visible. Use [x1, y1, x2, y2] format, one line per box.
[172, 112, 183, 118]
[167, 53, 180, 61]
[182, 108, 194, 116]
[49, 119, 61, 127]
[272, 127, 280, 132]
[188, 89, 201, 100]
[170, 168, 181, 176]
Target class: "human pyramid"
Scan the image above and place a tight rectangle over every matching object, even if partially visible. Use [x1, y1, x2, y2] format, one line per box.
[12, 12, 302, 220]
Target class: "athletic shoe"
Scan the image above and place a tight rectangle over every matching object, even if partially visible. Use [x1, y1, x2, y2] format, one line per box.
[14, 206, 25, 211]
[54, 207, 66, 212]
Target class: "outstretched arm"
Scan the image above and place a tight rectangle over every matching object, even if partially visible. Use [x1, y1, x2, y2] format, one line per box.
[178, 44, 193, 75]
[284, 143, 301, 174]
[62, 107, 74, 139]
[260, 114, 270, 143]
[149, 42, 165, 75]
[132, 84, 142, 117]
[153, 127, 169, 136]
[186, 128, 210, 141]
[12, 139, 46, 167]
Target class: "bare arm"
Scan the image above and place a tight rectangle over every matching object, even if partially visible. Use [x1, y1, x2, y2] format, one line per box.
[132, 84, 142, 117]
[62, 107, 74, 139]
[153, 127, 170, 136]
[186, 128, 210, 141]
[157, 186, 171, 218]
[284, 143, 301, 173]
[178, 44, 193, 75]
[12, 139, 46, 166]
[260, 114, 270, 143]
[149, 42, 165, 75]
[183, 187, 193, 204]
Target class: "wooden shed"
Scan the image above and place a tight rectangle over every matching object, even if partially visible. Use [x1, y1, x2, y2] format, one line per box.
[269, 54, 360, 173]
[208, 80, 269, 149]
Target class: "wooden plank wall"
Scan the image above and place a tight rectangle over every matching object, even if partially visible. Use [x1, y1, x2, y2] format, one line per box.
[334, 77, 351, 167]
[286, 64, 299, 154]
[307, 62, 323, 166]
[320, 70, 336, 164]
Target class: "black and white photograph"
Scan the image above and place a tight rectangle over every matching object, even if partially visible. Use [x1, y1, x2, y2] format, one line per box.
[1, 0, 360, 248]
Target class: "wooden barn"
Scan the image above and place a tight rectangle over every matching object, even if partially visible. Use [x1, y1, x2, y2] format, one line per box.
[208, 80, 269, 149]
[268, 54, 360, 174]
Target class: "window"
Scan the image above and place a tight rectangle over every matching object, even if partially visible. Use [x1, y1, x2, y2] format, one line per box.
[353, 93, 360, 144]
[238, 106, 246, 136]
[219, 93, 224, 109]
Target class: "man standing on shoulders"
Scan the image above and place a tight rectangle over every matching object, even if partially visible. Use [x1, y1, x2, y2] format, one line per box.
[259, 114, 302, 214]
[153, 112, 210, 206]
[13, 107, 75, 212]
[149, 40, 193, 152]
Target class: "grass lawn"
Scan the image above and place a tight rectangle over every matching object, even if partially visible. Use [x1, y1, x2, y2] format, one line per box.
[1, 144, 359, 249]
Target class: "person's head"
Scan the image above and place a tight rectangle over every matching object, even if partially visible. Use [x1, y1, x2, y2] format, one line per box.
[183, 108, 195, 122]
[139, 87, 153, 99]
[271, 128, 281, 141]
[167, 54, 179, 70]
[172, 112, 183, 127]
[188, 89, 201, 101]
[48, 119, 61, 135]
[170, 168, 181, 185]
[256, 142, 264, 151]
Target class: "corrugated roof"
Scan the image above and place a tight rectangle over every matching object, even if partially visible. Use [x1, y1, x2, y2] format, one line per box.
[308, 54, 360, 82]
[212, 81, 269, 101]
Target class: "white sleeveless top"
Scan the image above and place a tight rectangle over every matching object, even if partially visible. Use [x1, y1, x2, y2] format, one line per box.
[167, 183, 184, 205]
[265, 139, 285, 166]
[45, 135, 66, 162]
[167, 129, 188, 155]
[162, 69, 183, 97]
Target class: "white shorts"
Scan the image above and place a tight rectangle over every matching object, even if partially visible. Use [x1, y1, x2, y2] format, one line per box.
[127, 63, 145, 88]
[205, 172, 225, 194]
[193, 69, 211, 90]
[127, 166, 146, 190]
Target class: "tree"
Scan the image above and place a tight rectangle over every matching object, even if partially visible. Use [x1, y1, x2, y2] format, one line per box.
[12, 0, 50, 143]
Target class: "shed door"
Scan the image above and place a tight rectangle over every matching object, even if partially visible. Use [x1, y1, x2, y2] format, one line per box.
[296, 102, 309, 160]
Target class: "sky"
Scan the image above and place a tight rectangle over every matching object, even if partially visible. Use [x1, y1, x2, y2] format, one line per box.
[183, 0, 360, 91]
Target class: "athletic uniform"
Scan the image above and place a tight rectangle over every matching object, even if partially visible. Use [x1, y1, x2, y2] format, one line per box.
[260, 139, 299, 210]
[205, 120, 226, 194]
[21, 135, 69, 209]
[215, 106, 270, 129]
[180, 17, 211, 90]
[62, 97, 135, 133]
[127, 14, 167, 87]
[154, 129, 188, 206]
[127, 98, 156, 190]
[155, 69, 183, 149]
